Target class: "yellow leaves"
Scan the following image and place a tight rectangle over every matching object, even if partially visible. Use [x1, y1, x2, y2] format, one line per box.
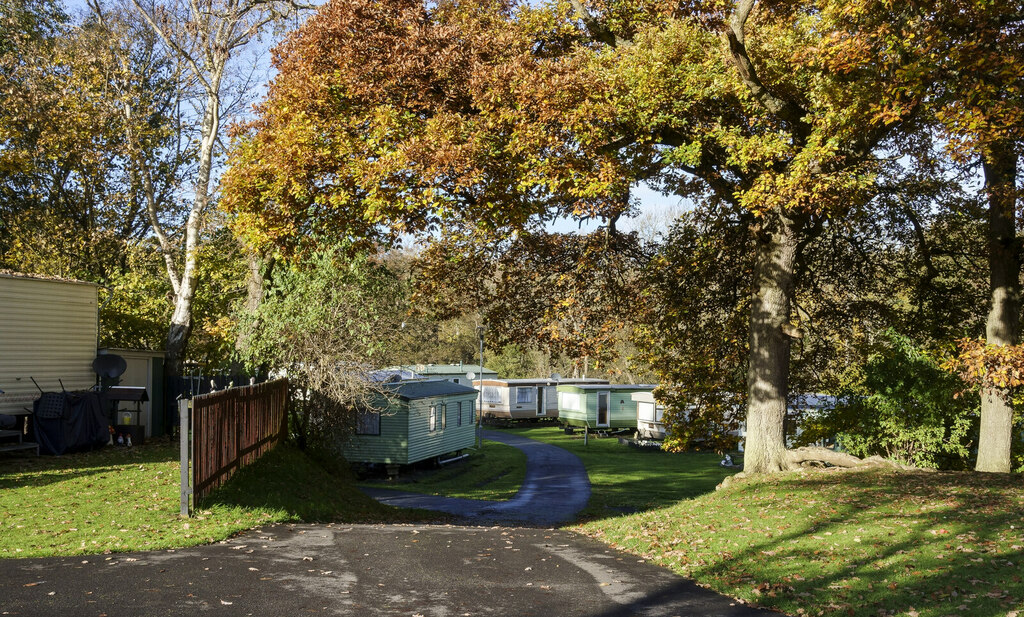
[943, 338, 1024, 392]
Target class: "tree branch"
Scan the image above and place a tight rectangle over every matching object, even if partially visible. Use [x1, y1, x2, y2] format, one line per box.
[568, 0, 626, 47]
[722, 0, 809, 142]
[129, 0, 214, 93]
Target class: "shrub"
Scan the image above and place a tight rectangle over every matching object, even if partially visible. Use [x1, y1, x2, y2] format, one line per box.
[797, 332, 976, 469]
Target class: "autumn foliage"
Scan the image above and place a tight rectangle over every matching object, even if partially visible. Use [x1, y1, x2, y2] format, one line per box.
[223, 0, 1023, 473]
[945, 338, 1024, 393]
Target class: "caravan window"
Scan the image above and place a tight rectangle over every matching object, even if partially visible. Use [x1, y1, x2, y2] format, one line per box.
[516, 388, 534, 404]
[356, 410, 380, 435]
[429, 405, 437, 432]
[638, 402, 665, 423]
[482, 386, 502, 404]
[441, 403, 447, 429]
[456, 401, 463, 426]
[559, 392, 581, 411]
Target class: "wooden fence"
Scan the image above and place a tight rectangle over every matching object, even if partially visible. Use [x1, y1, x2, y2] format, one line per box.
[189, 378, 288, 506]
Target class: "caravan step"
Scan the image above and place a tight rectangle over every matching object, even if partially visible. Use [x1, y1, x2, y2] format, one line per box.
[0, 442, 38, 455]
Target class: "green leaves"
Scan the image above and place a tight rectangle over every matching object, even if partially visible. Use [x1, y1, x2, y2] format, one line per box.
[799, 332, 978, 469]
[235, 248, 409, 449]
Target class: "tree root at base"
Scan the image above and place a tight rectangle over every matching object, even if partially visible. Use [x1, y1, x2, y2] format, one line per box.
[717, 447, 932, 489]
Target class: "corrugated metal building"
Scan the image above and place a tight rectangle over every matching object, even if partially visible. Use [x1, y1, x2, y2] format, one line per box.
[0, 273, 98, 416]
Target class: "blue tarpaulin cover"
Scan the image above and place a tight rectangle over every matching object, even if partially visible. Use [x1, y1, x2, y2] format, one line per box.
[31, 391, 109, 455]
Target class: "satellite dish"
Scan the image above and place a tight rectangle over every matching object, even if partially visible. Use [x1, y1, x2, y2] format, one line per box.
[93, 354, 127, 379]
[550, 373, 561, 382]
[466, 371, 476, 381]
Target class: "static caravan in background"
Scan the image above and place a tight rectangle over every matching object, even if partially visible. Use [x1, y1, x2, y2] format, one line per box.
[557, 384, 656, 430]
[340, 380, 479, 465]
[384, 363, 497, 387]
[475, 377, 609, 420]
[719, 393, 840, 451]
[631, 390, 667, 439]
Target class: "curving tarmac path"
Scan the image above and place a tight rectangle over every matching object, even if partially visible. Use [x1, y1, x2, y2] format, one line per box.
[359, 429, 591, 526]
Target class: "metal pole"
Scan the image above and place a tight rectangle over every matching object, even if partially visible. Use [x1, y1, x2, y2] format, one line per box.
[477, 326, 484, 449]
[179, 398, 191, 517]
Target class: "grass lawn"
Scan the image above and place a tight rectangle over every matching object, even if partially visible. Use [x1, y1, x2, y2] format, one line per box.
[502, 425, 739, 519]
[0, 439, 431, 559]
[358, 438, 527, 501]
[580, 467, 1024, 617]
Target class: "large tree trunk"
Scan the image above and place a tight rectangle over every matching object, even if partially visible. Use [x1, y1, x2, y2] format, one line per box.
[164, 278, 195, 375]
[976, 140, 1019, 473]
[743, 211, 802, 474]
[232, 249, 274, 373]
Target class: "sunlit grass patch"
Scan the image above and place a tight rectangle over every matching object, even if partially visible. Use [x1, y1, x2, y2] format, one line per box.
[505, 425, 738, 518]
[581, 467, 1024, 617]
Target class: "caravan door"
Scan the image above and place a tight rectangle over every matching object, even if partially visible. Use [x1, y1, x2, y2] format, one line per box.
[597, 392, 609, 427]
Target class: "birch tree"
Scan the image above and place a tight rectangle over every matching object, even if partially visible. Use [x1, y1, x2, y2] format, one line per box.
[124, 0, 309, 374]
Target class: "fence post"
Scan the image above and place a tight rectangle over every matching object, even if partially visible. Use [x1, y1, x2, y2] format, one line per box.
[179, 398, 191, 517]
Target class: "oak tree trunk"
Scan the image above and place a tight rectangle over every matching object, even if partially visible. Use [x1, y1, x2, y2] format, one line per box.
[743, 211, 802, 474]
[977, 140, 1019, 474]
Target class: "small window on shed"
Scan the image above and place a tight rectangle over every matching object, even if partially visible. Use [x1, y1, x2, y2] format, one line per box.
[429, 404, 437, 432]
[356, 409, 380, 435]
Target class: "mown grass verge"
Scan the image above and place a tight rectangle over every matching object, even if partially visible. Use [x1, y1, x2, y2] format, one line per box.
[358, 439, 527, 501]
[0, 440, 432, 559]
[580, 467, 1024, 617]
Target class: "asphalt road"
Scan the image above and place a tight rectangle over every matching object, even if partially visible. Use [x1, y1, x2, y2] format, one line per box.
[360, 429, 591, 526]
[0, 523, 778, 616]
